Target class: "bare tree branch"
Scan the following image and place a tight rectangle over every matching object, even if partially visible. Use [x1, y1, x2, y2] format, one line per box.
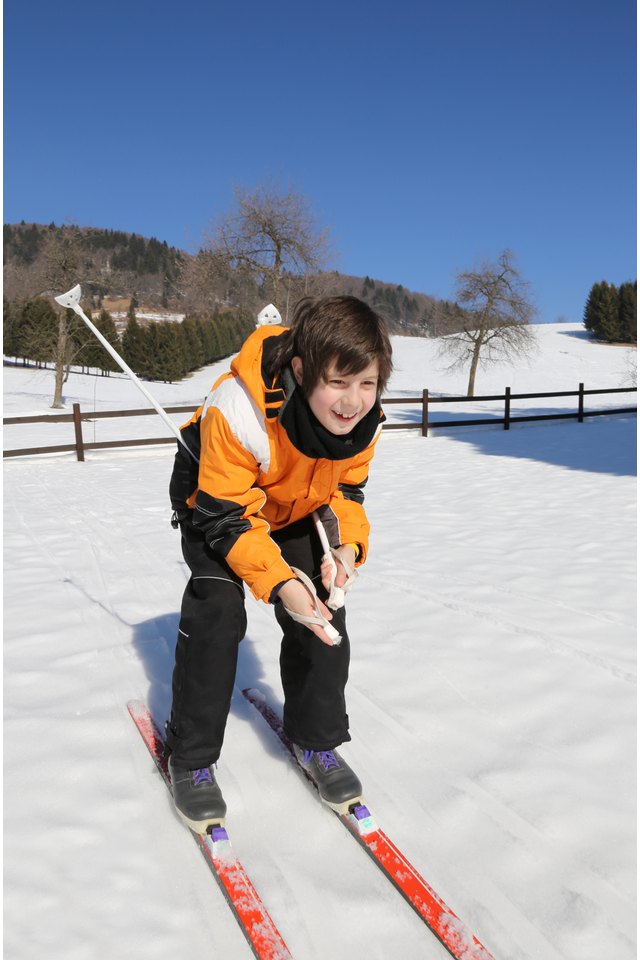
[38, 229, 92, 408]
[438, 250, 537, 396]
[204, 183, 332, 312]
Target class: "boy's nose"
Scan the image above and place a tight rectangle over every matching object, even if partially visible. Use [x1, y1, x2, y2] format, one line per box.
[343, 386, 359, 408]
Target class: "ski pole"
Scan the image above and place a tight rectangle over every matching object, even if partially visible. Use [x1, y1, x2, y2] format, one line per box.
[55, 284, 198, 464]
[312, 511, 358, 610]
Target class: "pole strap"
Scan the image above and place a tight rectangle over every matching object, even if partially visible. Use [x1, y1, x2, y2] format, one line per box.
[283, 567, 342, 646]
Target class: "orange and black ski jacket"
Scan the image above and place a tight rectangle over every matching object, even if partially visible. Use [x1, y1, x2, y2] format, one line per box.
[169, 325, 385, 604]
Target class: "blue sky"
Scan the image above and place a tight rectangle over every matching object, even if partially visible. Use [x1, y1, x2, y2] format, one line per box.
[4, 0, 636, 322]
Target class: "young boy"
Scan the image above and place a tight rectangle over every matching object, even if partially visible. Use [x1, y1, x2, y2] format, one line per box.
[167, 295, 393, 832]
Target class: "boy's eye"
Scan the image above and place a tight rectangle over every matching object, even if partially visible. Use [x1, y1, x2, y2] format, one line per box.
[329, 377, 377, 388]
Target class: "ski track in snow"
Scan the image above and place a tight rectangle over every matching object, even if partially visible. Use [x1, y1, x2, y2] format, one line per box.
[364, 572, 634, 684]
[3, 325, 636, 960]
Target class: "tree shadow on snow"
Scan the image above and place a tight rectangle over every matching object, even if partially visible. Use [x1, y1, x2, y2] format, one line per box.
[385, 406, 636, 476]
[556, 329, 595, 341]
[130, 611, 286, 761]
[441, 414, 636, 477]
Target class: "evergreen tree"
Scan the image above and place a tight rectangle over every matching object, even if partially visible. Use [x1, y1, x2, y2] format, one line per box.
[221, 310, 253, 355]
[122, 311, 147, 374]
[67, 305, 96, 372]
[140, 324, 159, 379]
[19, 297, 58, 365]
[618, 282, 637, 343]
[122, 294, 146, 376]
[180, 316, 206, 369]
[584, 281, 620, 341]
[3, 298, 21, 358]
[196, 316, 220, 362]
[215, 316, 234, 358]
[94, 310, 121, 374]
[153, 322, 186, 382]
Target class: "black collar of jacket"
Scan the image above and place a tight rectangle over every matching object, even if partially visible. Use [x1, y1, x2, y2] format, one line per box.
[279, 387, 384, 460]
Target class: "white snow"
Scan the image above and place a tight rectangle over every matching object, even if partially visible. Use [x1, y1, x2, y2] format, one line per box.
[3, 324, 637, 960]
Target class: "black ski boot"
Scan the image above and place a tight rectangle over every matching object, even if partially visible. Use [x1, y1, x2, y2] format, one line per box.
[168, 759, 227, 833]
[293, 745, 363, 813]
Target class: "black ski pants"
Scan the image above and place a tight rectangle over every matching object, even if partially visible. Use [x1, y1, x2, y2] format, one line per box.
[165, 514, 351, 769]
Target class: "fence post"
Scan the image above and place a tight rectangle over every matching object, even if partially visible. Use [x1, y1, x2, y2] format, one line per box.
[422, 389, 429, 437]
[578, 382, 584, 423]
[504, 387, 511, 430]
[72, 403, 85, 462]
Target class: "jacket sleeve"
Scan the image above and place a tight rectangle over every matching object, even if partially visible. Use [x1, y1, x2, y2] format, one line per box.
[319, 437, 379, 565]
[192, 404, 295, 603]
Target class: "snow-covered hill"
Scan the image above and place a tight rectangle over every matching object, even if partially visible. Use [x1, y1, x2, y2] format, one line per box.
[3, 325, 637, 960]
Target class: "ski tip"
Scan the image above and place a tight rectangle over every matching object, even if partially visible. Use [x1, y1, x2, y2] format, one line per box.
[127, 699, 146, 717]
[241, 687, 264, 702]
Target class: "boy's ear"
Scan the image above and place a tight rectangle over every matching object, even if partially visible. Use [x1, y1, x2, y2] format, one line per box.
[291, 356, 304, 386]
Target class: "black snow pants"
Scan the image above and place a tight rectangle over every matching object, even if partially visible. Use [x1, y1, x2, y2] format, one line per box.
[165, 514, 352, 769]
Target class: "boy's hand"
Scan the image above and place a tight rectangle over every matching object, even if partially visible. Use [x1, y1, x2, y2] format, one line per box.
[321, 544, 357, 593]
[277, 578, 336, 647]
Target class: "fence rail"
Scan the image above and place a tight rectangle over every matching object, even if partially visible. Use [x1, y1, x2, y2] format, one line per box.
[381, 385, 636, 436]
[3, 384, 636, 460]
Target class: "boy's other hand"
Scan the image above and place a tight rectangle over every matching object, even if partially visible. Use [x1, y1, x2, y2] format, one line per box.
[320, 545, 357, 593]
[277, 578, 336, 647]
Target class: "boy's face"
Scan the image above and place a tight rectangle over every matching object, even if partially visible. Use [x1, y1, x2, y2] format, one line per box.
[291, 357, 379, 436]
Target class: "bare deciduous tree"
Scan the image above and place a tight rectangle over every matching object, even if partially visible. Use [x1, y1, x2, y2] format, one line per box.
[40, 228, 93, 407]
[439, 250, 537, 396]
[178, 247, 258, 314]
[207, 183, 332, 314]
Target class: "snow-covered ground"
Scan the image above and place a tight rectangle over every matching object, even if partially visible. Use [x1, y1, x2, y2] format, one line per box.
[3, 324, 637, 960]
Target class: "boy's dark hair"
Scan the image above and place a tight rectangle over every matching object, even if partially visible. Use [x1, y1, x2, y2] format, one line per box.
[268, 296, 393, 397]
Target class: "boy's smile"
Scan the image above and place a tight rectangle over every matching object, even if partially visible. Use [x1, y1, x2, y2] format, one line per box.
[291, 357, 380, 436]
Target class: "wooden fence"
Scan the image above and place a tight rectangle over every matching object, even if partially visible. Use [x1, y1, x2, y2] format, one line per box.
[3, 384, 636, 461]
[386, 384, 637, 436]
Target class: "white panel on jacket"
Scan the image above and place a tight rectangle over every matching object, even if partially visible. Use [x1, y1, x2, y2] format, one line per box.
[203, 377, 271, 473]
